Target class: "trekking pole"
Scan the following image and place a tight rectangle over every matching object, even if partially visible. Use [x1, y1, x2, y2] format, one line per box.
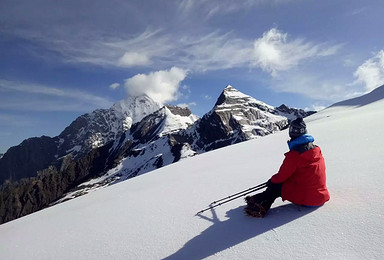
[195, 182, 267, 215]
[210, 182, 268, 206]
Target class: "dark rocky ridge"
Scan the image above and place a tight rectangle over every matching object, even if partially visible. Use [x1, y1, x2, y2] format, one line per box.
[0, 136, 60, 184]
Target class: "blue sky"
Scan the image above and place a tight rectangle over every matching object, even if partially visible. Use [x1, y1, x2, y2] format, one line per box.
[0, 0, 383, 153]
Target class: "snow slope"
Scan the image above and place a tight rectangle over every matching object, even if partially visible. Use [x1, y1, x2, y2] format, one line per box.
[0, 95, 383, 259]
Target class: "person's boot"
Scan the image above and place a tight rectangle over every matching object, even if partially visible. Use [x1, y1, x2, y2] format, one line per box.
[244, 193, 264, 206]
[244, 201, 267, 218]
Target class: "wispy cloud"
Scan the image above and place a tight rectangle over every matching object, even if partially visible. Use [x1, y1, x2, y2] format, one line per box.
[270, 72, 351, 101]
[44, 27, 338, 77]
[253, 28, 341, 77]
[203, 95, 212, 100]
[0, 79, 112, 111]
[109, 83, 120, 90]
[0, 113, 34, 127]
[1, 0, 339, 76]
[176, 32, 254, 72]
[50, 29, 253, 72]
[353, 50, 384, 92]
[178, 0, 293, 19]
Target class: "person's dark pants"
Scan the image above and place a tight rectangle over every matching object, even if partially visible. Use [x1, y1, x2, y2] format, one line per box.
[250, 182, 282, 212]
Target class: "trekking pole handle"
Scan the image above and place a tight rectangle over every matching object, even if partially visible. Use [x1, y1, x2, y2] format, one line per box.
[211, 182, 268, 205]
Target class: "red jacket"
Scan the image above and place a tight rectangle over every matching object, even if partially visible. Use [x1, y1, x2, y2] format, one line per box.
[271, 146, 330, 206]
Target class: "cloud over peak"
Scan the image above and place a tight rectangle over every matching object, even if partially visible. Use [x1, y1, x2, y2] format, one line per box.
[124, 67, 188, 104]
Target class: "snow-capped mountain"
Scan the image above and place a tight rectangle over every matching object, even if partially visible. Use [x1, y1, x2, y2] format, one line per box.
[58, 95, 162, 157]
[179, 85, 313, 153]
[129, 105, 199, 142]
[0, 95, 162, 184]
[0, 85, 314, 223]
[65, 105, 200, 192]
[187, 85, 289, 152]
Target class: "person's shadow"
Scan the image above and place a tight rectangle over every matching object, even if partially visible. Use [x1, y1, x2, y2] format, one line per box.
[163, 203, 319, 260]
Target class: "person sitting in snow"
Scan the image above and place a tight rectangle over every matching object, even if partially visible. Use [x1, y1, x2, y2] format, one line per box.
[244, 117, 330, 218]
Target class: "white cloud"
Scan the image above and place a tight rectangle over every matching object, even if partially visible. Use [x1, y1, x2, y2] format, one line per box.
[177, 102, 197, 109]
[307, 104, 327, 112]
[253, 28, 340, 76]
[124, 67, 188, 104]
[109, 83, 120, 90]
[117, 52, 151, 67]
[354, 50, 384, 92]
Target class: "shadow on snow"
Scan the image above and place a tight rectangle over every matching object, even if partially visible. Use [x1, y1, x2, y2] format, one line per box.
[163, 203, 319, 260]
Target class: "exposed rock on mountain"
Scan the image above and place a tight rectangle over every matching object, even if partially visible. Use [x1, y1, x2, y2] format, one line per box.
[275, 104, 316, 120]
[189, 85, 289, 152]
[0, 136, 59, 184]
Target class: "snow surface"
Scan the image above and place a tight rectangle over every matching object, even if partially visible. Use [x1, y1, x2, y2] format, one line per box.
[1, 96, 384, 259]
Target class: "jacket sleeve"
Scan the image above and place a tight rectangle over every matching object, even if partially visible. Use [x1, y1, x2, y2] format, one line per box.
[270, 151, 298, 184]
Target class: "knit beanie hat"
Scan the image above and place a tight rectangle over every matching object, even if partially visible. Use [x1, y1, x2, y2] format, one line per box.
[289, 117, 307, 139]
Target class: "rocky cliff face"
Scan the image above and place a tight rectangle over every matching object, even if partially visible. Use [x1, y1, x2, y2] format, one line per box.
[275, 104, 316, 120]
[0, 136, 60, 184]
[188, 85, 289, 152]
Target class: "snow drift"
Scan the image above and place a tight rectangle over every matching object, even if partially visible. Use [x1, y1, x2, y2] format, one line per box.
[0, 87, 383, 259]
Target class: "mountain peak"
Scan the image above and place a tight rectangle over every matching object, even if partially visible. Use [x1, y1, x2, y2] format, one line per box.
[215, 85, 272, 109]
